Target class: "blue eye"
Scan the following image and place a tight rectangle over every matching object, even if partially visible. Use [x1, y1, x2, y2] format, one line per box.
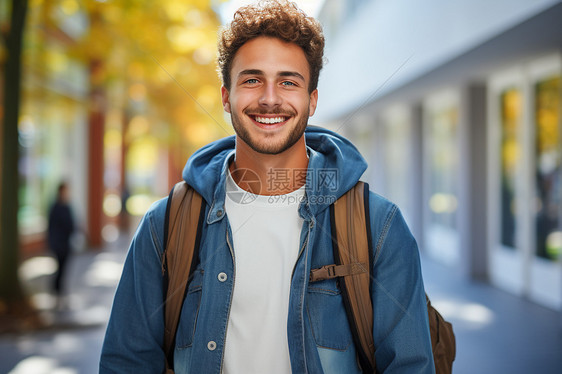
[245, 78, 259, 84]
[282, 81, 296, 86]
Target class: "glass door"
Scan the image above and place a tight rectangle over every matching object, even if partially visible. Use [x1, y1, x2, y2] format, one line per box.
[488, 54, 562, 310]
[527, 55, 562, 310]
[487, 68, 527, 296]
[423, 90, 461, 265]
[381, 104, 414, 225]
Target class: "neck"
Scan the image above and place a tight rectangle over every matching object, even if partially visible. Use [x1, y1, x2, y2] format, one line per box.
[230, 136, 309, 195]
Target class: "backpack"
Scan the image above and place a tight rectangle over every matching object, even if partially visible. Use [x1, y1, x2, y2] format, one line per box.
[162, 181, 456, 373]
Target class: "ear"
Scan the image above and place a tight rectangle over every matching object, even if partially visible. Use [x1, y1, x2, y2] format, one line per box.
[308, 89, 318, 117]
[221, 86, 231, 113]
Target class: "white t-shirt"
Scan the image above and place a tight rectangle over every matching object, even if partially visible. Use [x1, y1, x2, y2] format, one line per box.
[223, 171, 305, 374]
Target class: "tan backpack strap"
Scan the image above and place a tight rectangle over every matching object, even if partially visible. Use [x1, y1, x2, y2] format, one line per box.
[330, 181, 376, 373]
[162, 181, 205, 372]
[309, 263, 367, 282]
[322, 181, 455, 373]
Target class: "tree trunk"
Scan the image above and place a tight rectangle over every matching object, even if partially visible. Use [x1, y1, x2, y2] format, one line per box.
[0, 0, 29, 312]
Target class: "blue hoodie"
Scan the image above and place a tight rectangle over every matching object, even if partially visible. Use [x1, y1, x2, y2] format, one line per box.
[100, 126, 435, 373]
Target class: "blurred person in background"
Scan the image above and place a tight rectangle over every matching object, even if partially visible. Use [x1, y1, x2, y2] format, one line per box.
[47, 181, 75, 307]
[100, 1, 434, 373]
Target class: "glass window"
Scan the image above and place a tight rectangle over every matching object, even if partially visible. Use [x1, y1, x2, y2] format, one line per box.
[382, 106, 412, 221]
[19, 98, 84, 236]
[534, 75, 562, 261]
[500, 89, 522, 248]
[427, 105, 459, 230]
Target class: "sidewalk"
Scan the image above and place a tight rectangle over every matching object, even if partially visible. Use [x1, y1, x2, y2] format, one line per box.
[421, 257, 562, 374]
[1, 238, 562, 373]
[0, 234, 130, 374]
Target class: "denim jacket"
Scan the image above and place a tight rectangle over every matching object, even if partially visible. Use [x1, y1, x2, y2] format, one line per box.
[100, 127, 435, 374]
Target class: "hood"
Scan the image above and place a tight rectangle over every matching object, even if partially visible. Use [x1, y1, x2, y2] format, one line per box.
[182, 126, 367, 216]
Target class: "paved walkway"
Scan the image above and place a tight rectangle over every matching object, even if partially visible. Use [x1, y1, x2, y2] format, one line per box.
[422, 257, 562, 373]
[0, 235, 128, 374]
[1, 236, 561, 373]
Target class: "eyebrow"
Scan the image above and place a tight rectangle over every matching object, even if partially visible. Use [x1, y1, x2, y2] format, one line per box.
[238, 69, 305, 82]
[279, 71, 305, 82]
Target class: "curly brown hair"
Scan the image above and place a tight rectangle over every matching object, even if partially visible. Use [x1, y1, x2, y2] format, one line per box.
[218, 0, 325, 93]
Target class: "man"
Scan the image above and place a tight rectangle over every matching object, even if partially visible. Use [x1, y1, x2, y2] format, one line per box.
[47, 182, 75, 305]
[100, 1, 434, 373]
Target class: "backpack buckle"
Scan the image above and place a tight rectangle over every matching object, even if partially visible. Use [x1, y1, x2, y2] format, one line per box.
[309, 263, 367, 282]
[310, 265, 337, 282]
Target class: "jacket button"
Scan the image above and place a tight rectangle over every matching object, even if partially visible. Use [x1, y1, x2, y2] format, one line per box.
[207, 341, 217, 351]
[218, 272, 228, 282]
[217, 209, 223, 217]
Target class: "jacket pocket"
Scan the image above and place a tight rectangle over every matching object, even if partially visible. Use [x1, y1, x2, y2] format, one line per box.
[306, 279, 353, 351]
[175, 268, 204, 349]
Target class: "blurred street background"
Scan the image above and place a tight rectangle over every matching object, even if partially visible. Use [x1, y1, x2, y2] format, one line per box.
[1, 0, 562, 373]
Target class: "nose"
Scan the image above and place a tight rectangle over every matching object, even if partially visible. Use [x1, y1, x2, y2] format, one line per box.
[258, 83, 282, 108]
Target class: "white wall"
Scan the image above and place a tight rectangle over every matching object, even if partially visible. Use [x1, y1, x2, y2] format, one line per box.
[316, 0, 560, 122]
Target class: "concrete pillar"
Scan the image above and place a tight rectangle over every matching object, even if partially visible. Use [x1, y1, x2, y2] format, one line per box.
[410, 104, 424, 247]
[459, 83, 488, 280]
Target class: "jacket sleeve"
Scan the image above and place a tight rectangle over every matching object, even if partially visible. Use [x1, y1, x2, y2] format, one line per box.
[99, 198, 168, 373]
[369, 193, 435, 374]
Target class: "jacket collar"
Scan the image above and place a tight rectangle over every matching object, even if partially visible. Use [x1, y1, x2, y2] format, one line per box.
[183, 126, 367, 221]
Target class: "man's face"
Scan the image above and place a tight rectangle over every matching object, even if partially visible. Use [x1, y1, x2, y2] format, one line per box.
[221, 36, 318, 155]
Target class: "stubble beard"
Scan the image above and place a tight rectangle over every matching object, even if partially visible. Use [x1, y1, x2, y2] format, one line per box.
[230, 108, 309, 155]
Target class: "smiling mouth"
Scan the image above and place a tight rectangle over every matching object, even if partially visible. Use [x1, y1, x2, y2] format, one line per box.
[253, 116, 287, 124]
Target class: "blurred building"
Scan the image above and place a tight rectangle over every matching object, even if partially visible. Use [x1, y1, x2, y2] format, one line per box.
[16, 3, 92, 253]
[3, 2, 226, 256]
[316, 0, 562, 311]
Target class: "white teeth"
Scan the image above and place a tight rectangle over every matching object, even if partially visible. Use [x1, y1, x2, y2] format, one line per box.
[255, 116, 285, 124]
